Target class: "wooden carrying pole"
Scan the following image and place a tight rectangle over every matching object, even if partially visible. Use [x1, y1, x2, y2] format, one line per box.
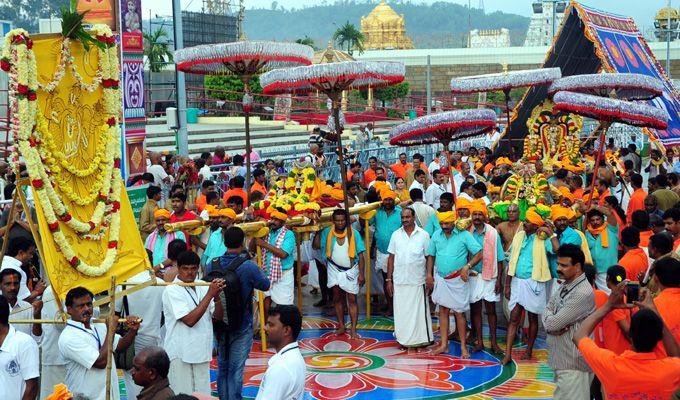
[363, 217, 372, 320]
[256, 246, 267, 351]
[105, 276, 117, 400]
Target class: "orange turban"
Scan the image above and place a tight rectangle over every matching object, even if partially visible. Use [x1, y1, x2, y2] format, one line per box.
[469, 199, 488, 216]
[558, 186, 575, 204]
[380, 188, 398, 200]
[525, 207, 545, 227]
[373, 181, 388, 194]
[154, 208, 171, 219]
[455, 197, 472, 211]
[496, 157, 512, 167]
[437, 211, 457, 223]
[217, 207, 236, 219]
[550, 205, 575, 221]
[270, 210, 288, 221]
[205, 205, 219, 218]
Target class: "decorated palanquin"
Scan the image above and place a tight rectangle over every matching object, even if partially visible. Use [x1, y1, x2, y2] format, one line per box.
[522, 99, 585, 172]
[491, 100, 585, 221]
[252, 162, 345, 221]
[2, 27, 149, 299]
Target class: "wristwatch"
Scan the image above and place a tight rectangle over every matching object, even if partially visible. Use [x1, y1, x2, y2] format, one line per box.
[551, 233, 558, 239]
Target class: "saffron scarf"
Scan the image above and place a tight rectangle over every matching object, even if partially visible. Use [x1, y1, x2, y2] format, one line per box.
[507, 231, 551, 283]
[587, 223, 609, 248]
[326, 227, 356, 260]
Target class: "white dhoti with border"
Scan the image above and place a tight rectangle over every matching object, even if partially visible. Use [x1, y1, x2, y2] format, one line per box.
[327, 263, 360, 295]
[394, 284, 433, 347]
[264, 269, 295, 305]
[468, 275, 500, 303]
[168, 359, 211, 395]
[431, 274, 470, 313]
[375, 250, 389, 273]
[508, 277, 547, 315]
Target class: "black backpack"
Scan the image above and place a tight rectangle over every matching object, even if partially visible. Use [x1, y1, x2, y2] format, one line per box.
[205, 256, 246, 336]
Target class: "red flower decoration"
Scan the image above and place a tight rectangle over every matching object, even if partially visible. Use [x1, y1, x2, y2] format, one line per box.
[25, 38, 32, 50]
[1, 58, 10, 72]
[13, 35, 24, 44]
[48, 222, 59, 232]
[112, 201, 120, 212]
[27, 91, 36, 101]
[68, 257, 79, 267]
[108, 241, 118, 249]
[114, 159, 121, 169]
[107, 117, 116, 127]
[96, 35, 107, 42]
[59, 213, 72, 222]
[88, 221, 96, 230]
[98, 194, 108, 202]
[17, 84, 29, 95]
[31, 179, 43, 189]
[107, 36, 115, 45]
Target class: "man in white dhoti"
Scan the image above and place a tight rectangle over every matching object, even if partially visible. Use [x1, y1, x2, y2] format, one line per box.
[468, 199, 504, 354]
[162, 251, 225, 395]
[425, 211, 482, 357]
[313, 209, 366, 338]
[501, 207, 559, 365]
[386, 207, 433, 349]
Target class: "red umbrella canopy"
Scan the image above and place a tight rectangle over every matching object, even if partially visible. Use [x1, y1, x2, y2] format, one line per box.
[389, 109, 498, 147]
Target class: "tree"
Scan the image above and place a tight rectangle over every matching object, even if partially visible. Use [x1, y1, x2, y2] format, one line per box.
[144, 28, 174, 73]
[204, 75, 263, 104]
[361, 82, 410, 107]
[295, 36, 316, 49]
[333, 21, 364, 55]
[0, 0, 68, 32]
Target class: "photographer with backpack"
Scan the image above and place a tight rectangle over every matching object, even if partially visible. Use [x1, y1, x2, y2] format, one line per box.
[206, 226, 270, 400]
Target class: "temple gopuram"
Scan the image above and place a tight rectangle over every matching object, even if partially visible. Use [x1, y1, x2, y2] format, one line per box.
[360, 0, 414, 50]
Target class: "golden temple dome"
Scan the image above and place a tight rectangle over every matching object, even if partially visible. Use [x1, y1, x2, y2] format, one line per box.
[313, 41, 355, 64]
[656, 6, 679, 21]
[361, 0, 414, 50]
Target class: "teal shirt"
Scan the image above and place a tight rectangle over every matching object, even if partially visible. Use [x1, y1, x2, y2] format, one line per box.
[514, 233, 554, 279]
[470, 225, 505, 273]
[549, 226, 583, 277]
[426, 229, 482, 277]
[201, 228, 226, 266]
[424, 213, 441, 236]
[318, 227, 366, 262]
[586, 223, 619, 274]
[266, 227, 296, 271]
[144, 230, 187, 266]
[370, 206, 403, 254]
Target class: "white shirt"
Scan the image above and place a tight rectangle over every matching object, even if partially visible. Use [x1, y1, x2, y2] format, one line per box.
[58, 320, 121, 400]
[453, 173, 477, 194]
[147, 164, 169, 186]
[428, 160, 441, 175]
[409, 180, 425, 193]
[198, 165, 213, 182]
[0, 325, 39, 400]
[8, 298, 40, 342]
[1, 256, 30, 301]
[40, 286, 66, 366]
[411, 201, 435, 228]
[459, 192, 474, 202]
[387, 226, 430, 285]
[255, 342, 306, 400]
[162, 278, 214, 364]
[425, 183, 451, 209]
[115, 271, 164, 349]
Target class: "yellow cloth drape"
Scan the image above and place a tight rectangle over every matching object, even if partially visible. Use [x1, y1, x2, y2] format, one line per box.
[33, 36, 148, 299]
[507, 231, 552, 283]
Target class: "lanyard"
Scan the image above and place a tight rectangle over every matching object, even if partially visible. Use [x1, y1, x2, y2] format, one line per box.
[280, 345, 299, 356]
[67, 323, 102, 349]
[184, 287, 198, 307]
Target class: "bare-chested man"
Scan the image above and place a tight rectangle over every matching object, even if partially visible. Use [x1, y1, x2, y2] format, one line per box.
[496, 204, 523, 252]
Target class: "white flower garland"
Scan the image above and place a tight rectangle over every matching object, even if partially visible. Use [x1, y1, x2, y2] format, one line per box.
[4, 26, 123, 277]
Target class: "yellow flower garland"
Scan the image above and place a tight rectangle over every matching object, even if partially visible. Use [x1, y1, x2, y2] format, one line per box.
[5, 26, 123, 277]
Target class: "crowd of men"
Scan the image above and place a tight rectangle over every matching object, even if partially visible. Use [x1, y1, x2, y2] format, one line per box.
[2, 138, 680, 400]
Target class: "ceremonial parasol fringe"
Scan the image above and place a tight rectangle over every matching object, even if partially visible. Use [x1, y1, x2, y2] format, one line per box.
[450, 67, 562, 94]
[552, 91, 669, 130]
[260, 61, 406, 94]
[548, 73, 664, 101]
[389, 109, 498, 146]
[174, 41, 314, 74]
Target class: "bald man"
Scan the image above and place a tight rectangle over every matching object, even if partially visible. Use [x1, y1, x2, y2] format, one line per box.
[131, 347, 175, 400]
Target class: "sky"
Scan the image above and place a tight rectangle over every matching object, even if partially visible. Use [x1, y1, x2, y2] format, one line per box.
[142, 0, 664, 30]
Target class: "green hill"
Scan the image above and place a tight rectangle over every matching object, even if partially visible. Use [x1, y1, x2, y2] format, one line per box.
[244, 0, 529, 49]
